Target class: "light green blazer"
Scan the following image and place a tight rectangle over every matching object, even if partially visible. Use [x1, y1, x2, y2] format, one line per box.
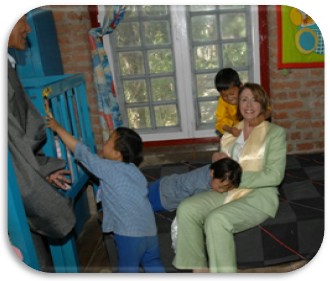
[221, 121, 287, 218]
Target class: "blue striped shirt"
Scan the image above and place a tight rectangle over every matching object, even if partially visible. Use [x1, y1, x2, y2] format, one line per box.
[159, 164, 212, 211]
[75, 142, 157, 237]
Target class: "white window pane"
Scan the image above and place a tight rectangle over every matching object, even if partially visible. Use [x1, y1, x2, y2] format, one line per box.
[190, 6, 216, 12]
[193, 45, 219, 70]
[199, 101, 218, 124]
[148, 49, 173, 73]
[119, 52, 145, 75]
[141, 5, 168, 16]
[127, 107, 151, 129]
[123, 80, 147, 103]
[220, 13, 246, 39]
[222, 42, 248, 68]
[151, 77, 176, 101]
[191, 15, 217, 42]
[196, 74, 219, 98]
[125, 6, 138, 18]
[154, 105, 178, 127]
[116, 22, 141, 47]
[144, 21, 171, 46]
[238, 70, 249, 83]
[219, 5, 245, 10]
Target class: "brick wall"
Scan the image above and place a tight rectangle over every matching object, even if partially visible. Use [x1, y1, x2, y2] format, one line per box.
[47, 5, 103, 152]
[47, 5, 324, 155]
[267, 6, 324, 153]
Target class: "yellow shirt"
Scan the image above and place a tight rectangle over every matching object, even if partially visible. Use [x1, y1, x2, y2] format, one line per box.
[215, 96, 239, 134]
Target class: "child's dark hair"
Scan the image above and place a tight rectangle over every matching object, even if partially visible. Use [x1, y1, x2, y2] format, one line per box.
[114, 127, 144, 166]
[210, 158, 242, 187]
[214, 68, 242, 92]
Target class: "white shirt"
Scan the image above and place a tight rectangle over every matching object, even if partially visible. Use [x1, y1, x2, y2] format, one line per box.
[232, 131, 245, 161]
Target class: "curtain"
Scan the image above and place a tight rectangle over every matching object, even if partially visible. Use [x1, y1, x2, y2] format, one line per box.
[88, 5, 126, 142]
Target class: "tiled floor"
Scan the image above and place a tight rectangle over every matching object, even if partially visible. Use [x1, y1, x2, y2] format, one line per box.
[76, 141, 310, 273]
[76, 213, 308, 273]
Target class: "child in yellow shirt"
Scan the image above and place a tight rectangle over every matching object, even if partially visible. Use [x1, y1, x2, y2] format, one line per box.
[214, 68, 242, 137]
[214, 68, 271, 137]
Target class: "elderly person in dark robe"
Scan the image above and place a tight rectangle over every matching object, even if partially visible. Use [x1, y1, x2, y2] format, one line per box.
[8, 15, 75, 271]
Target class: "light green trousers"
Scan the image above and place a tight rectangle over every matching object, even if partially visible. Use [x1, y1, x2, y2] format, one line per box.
[172, 190, 270, 273]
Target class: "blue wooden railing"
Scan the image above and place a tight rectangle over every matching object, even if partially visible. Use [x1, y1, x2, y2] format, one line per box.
[8, 74, 98, 272]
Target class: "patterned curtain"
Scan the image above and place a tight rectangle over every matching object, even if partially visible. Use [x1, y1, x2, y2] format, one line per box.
[88, 5, 126, 142]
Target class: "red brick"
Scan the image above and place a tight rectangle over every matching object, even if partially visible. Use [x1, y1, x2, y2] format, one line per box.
[290, 132, 301, 140]
[297, 143, 315, 151]
[292, 111, 312, 119]
[273, 101, 304, 110]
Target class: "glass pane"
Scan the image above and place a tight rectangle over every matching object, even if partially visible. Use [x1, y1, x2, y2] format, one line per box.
[220, 13, 246, 39]
[194, 45, 219, 70]
[123, 80, 147, 103]
[116, 22, 141, 47]
[219, 6, 245, 10]
[191, 15, 217, 42]
[190, 6, 216, 12]
[119, 52, 145, 75]
[199, 100, 218, 124]
[127, 107, 151, 129]
[144, 21, 170, 46]
[141, 5, 168, 16]
[196, 74, 219, 98]
[222, 42, 248, 68]
[154, 104, 178, 127]
[148, 49, 173, 73]
[124, 6, 138, 18]
[238, 70, 248, 84]
[151, 77, 176, 101]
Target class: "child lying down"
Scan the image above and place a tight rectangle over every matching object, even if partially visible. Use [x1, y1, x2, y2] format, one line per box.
[171, 158, 251, 252]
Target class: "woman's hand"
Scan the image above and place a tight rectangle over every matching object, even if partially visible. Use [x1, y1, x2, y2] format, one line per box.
[46, 169, 71, 190]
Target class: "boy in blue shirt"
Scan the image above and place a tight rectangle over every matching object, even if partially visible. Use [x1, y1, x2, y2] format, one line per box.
[148, 152, 231, 212]
[46, 116, 165, 273]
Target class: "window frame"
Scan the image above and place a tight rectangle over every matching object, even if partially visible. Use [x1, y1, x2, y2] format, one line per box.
[100, 5, 262, 142]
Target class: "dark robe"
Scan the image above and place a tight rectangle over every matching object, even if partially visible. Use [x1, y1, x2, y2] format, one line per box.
[8, 61, 75, 239]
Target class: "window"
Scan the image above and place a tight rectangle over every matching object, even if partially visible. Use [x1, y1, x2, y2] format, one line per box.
[104, 5, 260, 141]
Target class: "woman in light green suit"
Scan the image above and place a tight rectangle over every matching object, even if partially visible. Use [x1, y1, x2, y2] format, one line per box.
[172, 83, 287, 273]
